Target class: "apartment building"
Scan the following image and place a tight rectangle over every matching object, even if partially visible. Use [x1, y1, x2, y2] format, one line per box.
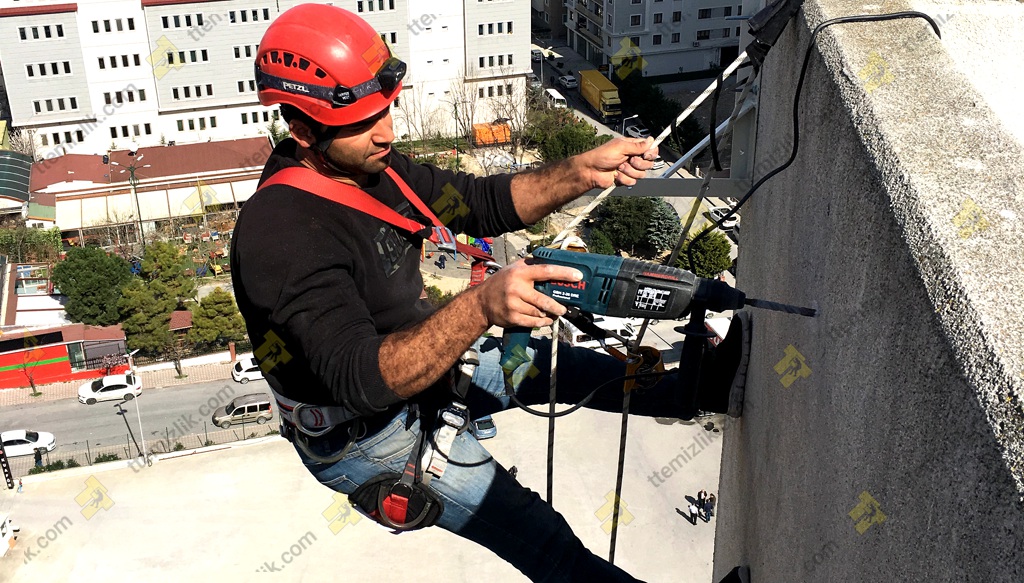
[0, 0, 530, 161]
[568, 0, 741, 78]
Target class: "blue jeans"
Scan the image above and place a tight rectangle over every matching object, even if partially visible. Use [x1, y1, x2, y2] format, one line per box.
[294, 336, 689, 582]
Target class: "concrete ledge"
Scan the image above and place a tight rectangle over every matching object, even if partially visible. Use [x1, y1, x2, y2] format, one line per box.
[713, 0, 1024, 580]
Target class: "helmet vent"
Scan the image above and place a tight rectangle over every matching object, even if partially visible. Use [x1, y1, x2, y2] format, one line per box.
[283, 52, 294, 67]
[298, 58, 310, 70]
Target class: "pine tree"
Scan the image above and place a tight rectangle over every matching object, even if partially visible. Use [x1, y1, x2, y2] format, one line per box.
[188, 287, 247, 348]
[677, 229, 733, 279]
[119, 241, 197, 354]
[641, 200, 682, 259]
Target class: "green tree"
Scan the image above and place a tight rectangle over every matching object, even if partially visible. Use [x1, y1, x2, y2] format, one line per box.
[591, 197, 655, 256]
[642, 200, 681, 259]
[424, 285, 456, 308]
[188, 287, 247, 348]
[677, 229, 733, 278]
[119, 241, 197, 354]
[0, 224, 61, 263]
[266, 118, 291, 146]
[527, 108, 604, 163]
[52, 247, 131, 326]
[585, 228, 616, 256]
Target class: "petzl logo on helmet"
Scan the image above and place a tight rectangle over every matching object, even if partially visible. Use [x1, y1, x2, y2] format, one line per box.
[282, 81, 310, 94]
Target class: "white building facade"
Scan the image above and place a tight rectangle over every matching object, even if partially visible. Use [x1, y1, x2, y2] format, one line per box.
[0, 0, 531, 160]
[567, 0, 741, 78]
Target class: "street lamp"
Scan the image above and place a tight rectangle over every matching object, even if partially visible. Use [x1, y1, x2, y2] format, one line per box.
[114, 400, 142, 458]
[110, 154, 151, 254]
[621, 114, 639, 135]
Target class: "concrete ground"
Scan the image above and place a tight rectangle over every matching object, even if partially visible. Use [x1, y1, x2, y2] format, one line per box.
[1, 405, 727, 582]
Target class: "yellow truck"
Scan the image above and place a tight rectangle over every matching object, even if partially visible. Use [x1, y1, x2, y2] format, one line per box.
[576, 70, 621, 123]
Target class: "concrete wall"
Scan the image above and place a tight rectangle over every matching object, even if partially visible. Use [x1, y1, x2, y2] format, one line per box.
[713, 0, 1024, 580]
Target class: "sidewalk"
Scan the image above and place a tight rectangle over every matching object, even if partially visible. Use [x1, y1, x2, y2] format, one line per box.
[0, 354, 237, 408]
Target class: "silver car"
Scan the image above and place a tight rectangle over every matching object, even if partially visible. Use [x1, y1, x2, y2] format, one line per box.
[212, 393, 273, 428]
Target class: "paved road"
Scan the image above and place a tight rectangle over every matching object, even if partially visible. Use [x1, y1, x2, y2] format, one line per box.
[0, 379, 276, 458]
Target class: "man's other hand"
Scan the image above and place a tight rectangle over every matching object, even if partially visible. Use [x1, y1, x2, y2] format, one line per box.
[473, 260, 579, 329]
[577, 136, 658, 189]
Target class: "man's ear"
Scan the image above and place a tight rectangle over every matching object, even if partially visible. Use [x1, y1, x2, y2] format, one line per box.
[288, 118, 317, 149]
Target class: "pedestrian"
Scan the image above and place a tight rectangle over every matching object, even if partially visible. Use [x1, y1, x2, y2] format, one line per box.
[707, 493, 717, 520]
[688, 502, 700, 525]
[232, 5, 752, 582]
[17, 478, 23, 493]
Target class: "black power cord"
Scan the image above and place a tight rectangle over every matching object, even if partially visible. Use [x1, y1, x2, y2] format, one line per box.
[684, 11, 941, 273]
[506, 370, 673, 419]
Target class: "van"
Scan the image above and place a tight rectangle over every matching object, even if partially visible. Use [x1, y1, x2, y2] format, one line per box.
[561, 316, 636, 350]
[212, 393, 273, 428]
[545, 88, 568, 109]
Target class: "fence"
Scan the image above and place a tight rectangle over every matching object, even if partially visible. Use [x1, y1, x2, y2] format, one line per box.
[10, 421, 278, 478]
[132, 339, 253, 368]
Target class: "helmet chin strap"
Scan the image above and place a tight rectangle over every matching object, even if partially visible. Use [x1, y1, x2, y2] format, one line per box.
[312, 126, 352, 176]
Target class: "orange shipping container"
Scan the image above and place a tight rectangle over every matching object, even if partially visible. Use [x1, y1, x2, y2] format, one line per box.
[472, 123, 511, 146]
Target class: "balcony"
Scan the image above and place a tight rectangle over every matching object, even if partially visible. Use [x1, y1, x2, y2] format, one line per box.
[574, 20, 602, 47]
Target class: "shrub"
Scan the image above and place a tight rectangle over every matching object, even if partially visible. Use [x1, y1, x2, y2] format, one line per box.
[424, 285, 456, 308]
[173, 442, 186, 451]
[94, 453, 120, 463]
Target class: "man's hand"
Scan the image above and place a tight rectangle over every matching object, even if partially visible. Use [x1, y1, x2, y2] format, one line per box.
[575, 136, 658, 189]
[472, 260, 580, 329]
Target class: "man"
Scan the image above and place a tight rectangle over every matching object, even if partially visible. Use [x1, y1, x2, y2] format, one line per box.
[232, 5, 750, 581]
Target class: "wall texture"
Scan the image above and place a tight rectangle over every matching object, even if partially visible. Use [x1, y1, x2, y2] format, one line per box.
[713, 0, 1024, 580]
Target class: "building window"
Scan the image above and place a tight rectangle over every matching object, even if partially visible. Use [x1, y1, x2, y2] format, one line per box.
[177, 120, 184, 131]
[210, 117, 217, 128]
[478, 87, 484, 98]
[173, 88, 180, 99]
[654, 13, 663, 24]
[188, 119, 195, 130]
[144, 123, 152, 134]
[134, 54, 141, 66]
[736, 26, 741, 36]
[92, 21, 99, 33]
[162, 16, 169, 28]
[128, 18, 135, 30]
[697, 30, 710, 40]
[18, 28, 26, 41]
[722, 28, 731, 37]
[653, 34, 662, 45]
[76, 130, 84, 141]
[104, 20, 111, 32]
[630, 14, 641, 26]
[630, 36, 641, 47]
[122, 55, 129, 67]
[98, 58, 105, 69]
[724, 6, 732, 16]
[110, 127, 118, 138]
[33, 102, 41, 113]
[698, 9, 711, 19]
[133, 124, 140, 136]
[104, 93, 111, 105]
[672, 11, 681, 22]
[45, 99, 53, 111]
[40, 134, 48, 146]
[199, 118, 206, 130]
[671, 32, 680, 43]
[241, 113, 248, 124]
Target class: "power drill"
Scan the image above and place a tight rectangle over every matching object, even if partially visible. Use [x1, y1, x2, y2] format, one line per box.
[499, 248, 749, 411]
[528, 247, 746, 319]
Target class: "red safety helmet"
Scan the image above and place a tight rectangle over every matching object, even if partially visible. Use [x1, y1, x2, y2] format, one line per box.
[255, 4, 406, 127]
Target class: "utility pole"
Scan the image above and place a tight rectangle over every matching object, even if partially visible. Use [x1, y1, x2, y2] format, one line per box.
[111, 152, 151, 254]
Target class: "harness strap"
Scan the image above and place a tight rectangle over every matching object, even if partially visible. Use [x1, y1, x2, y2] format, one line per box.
[257, 166, 494, 262]
[270, 387, 360, 436]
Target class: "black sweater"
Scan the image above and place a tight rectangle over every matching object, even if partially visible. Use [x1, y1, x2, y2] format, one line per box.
[230, 140, 525, 416]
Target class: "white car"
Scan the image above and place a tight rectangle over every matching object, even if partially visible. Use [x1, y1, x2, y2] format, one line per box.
[232, 357, 265, 384]
[78, 373, 142, 405]
[557, 75, 578, 90]
[624, 123, 650, 139]
[1, 430, 56, 457]
[526, 72, 542, 90]
[706, 206, 740, 230]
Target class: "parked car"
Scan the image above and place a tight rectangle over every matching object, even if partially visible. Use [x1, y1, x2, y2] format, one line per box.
[232, 357, 265, 384]
[1, 430, 56, 457]
[624, 122, 650, 139]
[470, 415, 497, 440]
[651, 156, 666, 170]
[531, 49, 543, 62]
[78, 373, 142, 405]
[724, 197, 739, 208]
[705, 206, 740, 230]
[211, 393, 273, 428]
[526, 72, 542, 90]
[557, 75, 578, 90]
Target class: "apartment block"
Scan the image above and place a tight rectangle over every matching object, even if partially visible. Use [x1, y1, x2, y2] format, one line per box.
[568, 0, 741, 78]
[0, 0, 531, 161]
